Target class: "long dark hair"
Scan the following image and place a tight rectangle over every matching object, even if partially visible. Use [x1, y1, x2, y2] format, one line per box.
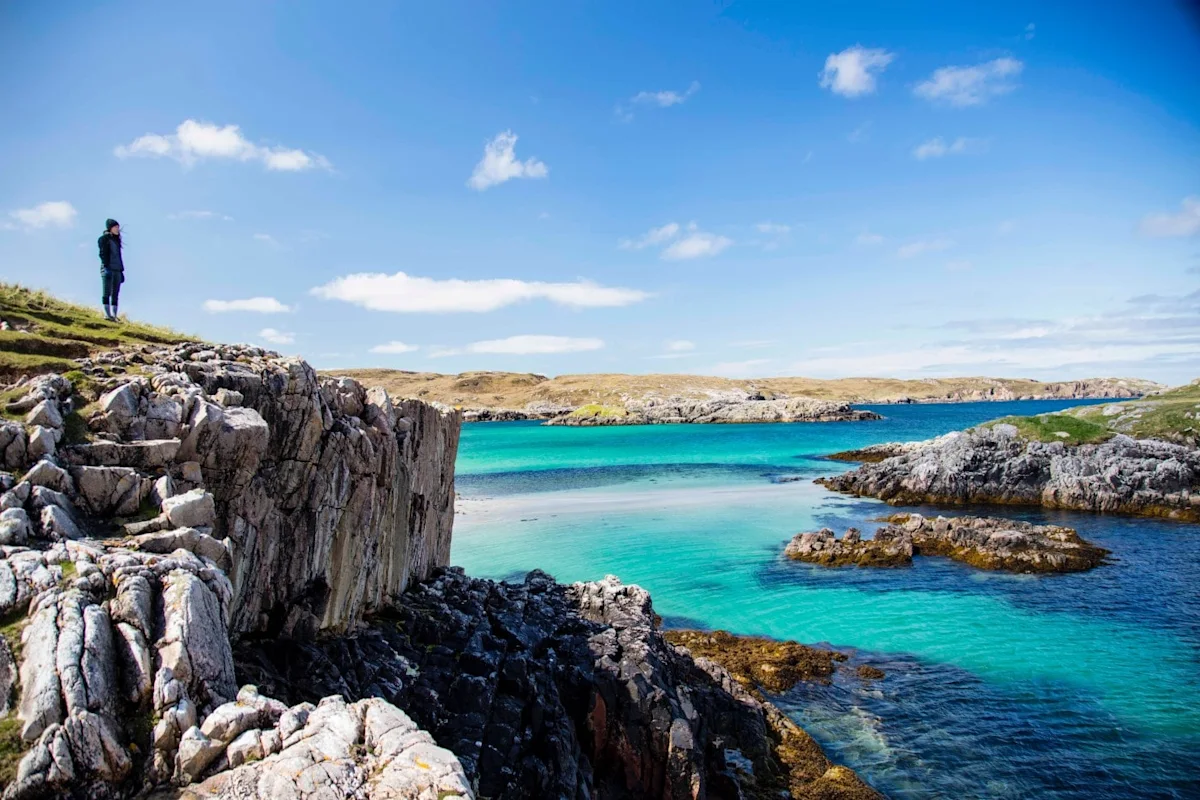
[104, 219, 122, 247]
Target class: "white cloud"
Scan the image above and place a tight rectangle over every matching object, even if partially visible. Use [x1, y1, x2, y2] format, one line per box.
[755, 222, 791, 235]
[913, 136, 986, 160]
[632, 81, 700, 108]
[203, 297, 292, 313]
[7, 201, 77, 230]
[259, 328, 295, 345]
[619, 222, 680, 250]
[897, 238, 954, 258]
[431, 335, 604, 357]
[1025, 23, 1036, 40]
[914, 58, 1024, 107]
[666, 340, 695, 352]
[619, 221, 732, 260]
[466, 131, 548, 190]
[855, 231, 885, 246]
[115, 120, 330, 171]
[253, 233, 281, 248]
[1139, 196, 1200, 237]
[370, 341, 419, 354]
[311, 272, 648, 313]
[168, 210, 233, 221]
[819, 46, 894, 97]
[662, 223, 732, 260]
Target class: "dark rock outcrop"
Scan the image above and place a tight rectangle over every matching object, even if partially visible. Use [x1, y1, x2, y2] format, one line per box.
[234, 569, 880, 800]
[818, 425, 1200, 521]
[785, 513, 1109, 573]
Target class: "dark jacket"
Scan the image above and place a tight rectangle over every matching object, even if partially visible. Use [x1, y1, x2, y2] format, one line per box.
[98, 232, 124, 272]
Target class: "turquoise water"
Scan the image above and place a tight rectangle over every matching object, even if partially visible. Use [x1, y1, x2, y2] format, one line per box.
[450, 401, 1200, 799]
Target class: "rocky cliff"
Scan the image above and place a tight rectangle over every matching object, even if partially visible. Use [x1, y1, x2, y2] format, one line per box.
[0, 341, 877, 799]
[546, 397, 881, 426]
[818, 425, 1200, 521]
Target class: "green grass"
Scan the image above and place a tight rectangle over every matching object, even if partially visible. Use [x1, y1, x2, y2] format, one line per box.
[567, 403, 629, 418]
[982, 413, 1114, 445]
[980, 378, 1200, 447]
[0, 283, 195, 380]
[0, 714, 25, 788]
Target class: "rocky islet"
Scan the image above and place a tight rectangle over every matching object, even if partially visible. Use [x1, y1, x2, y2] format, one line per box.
[784, 513, 1109, 573]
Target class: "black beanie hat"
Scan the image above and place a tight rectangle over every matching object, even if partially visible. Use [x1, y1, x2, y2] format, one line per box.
[105, 219, 119, 231]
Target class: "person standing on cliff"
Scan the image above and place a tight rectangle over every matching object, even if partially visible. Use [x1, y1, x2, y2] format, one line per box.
[98, 218, 124, 321]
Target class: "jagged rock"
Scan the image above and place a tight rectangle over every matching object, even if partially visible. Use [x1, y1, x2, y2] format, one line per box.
[200, 699, 263, 745]
[152, 474, 176, 505]
[23, 459, 73, 494]
[213, 389, 243, 407]
[0, 507, 31, 545]
[159, 569, 237, 711]
[146, 394, 185, 439]
[129, 527, 230, 568]
[98, 381, 144, 439]
[224, 727, 263, 767]
[0, 422, 28, 469]
[26, 426, 56, 461]
[124, 513, 170, 536]
[547, 396, 883, 426]
[177, 696, 472, 799]
[70, 465, 148, 516]
[63, 438, 182, 469]
[0, 636, 16, 715]
[163, 489, 216, 529]
[235, 569, 879, 800]
[819, 427, 1200, 521]
[18, 598, 63, 741]
[785, 514, 1110, 573]
[24, 399, 63, 430]
[176, 725, 225, 784]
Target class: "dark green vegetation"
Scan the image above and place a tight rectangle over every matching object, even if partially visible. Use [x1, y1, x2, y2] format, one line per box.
[980, 379, 1200, 447]
[0, 284, 193, 380]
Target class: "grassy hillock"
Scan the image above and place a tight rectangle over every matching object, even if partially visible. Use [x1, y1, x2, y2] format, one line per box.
[980, 379, 1200, 447]
[0, 284, 194, 380]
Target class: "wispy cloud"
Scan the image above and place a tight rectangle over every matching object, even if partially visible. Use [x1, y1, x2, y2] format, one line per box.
[430, 335, 604, 357]
[819, 46, 894, 97]
[253, 233, 281, 248]
[259, 328, 294, 345]
[666, 340, 695, 352]
[847, 121, 872, 142]
[946, 259, 973, 272]
[897, 238, 954, 258]
[467, 131, 548, 190]
[755, 222, 791, 235]
[1024, 23, 1036, 40]
[115, 120, 331, 171]
[370, 341, 419, 354]
[1139, 196, 1200, 238]
[620, 222, 732, 260]
[855, 231, 884, 246]
[311, 272, 648, 313]
[617, 81, 700, 121]
[912, 136, 987, 160]
[6, 201, 77, 230]
[914, 58, 1024, 107]
[788, 289, 1200, 380]
[203, 297, 292, 313]
[168, 210, 233, 221]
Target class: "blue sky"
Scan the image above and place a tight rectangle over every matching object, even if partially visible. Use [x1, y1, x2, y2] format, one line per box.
[2, 1, 1198, 384]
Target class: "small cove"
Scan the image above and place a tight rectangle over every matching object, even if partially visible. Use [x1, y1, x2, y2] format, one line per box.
[451, 400, 1200, 798]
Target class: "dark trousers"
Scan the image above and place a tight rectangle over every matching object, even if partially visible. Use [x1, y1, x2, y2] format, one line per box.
[101, 270, 123, 306]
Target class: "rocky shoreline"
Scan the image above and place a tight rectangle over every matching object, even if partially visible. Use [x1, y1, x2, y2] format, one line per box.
[0, 343, 878, 799]
[785, 513, 1109, 572]
[818, 424, 1200, 522]
[545, 397, 882, 426]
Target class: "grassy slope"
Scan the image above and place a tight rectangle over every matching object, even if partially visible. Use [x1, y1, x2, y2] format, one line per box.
[0, 284, 194, 380]
[980, 380, 1200, 446]
[326, 368, 1162, 409]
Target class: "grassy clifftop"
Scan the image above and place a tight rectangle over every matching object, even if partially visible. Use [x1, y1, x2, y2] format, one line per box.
[0, 284, 194, 379]
[981, 380, 1200, 447]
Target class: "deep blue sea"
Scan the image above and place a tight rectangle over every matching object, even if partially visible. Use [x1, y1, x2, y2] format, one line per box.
[450, 400, 1200, 799]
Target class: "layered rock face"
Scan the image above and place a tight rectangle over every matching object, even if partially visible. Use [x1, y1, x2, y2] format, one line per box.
[818, 425, 1200, 521]
[234, 569, 879, 800]
[785, 513, 1109, 572]
[547, 397, 881, 427]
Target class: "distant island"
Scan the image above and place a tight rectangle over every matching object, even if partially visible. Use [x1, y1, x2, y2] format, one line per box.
[324, 369, 1162, 424]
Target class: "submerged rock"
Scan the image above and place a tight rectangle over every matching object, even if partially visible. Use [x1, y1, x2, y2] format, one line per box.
[785, 513, 1109, 573]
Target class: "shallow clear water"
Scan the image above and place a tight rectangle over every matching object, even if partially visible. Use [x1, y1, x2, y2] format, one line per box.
[450, 401, 1200, 799]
